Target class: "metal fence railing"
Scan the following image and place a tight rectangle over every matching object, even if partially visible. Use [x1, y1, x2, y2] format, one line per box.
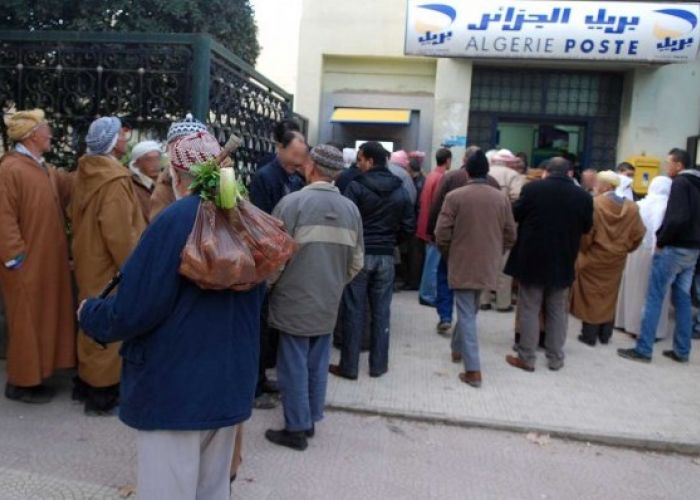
[0, 31, 304, 176]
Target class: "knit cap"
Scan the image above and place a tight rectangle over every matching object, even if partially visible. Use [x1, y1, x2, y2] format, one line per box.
[168, 131, 222, 172]
[86, 116, 121, 155]
[130, 140, 162, 165]
[311, 144, 345, 171]
[467, 150, 490, 178]
[167, 114, 208, 144]
[390, 150, 409, 168]
[491, 149, 517, 166]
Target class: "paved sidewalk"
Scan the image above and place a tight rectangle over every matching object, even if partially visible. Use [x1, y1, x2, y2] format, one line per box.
[1, 395, 699, 500]
[326, 292, 700, 452]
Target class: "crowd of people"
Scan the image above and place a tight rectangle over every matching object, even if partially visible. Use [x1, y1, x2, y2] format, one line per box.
[1, 108, 699, 498]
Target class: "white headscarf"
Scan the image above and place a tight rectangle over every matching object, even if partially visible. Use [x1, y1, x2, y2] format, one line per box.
[615, 174, 634, 201]
[129, 140, 162, 190]
[638, 176, 672, 249]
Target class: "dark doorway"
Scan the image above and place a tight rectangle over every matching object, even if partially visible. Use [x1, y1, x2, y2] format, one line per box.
[497, 120, 587, 169]
[468, 67, 623, 170]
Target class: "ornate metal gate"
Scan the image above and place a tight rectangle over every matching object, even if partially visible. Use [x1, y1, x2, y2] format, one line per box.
[0, 31, 305, 181]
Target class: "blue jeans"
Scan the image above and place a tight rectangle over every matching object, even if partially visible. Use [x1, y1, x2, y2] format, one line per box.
[418, 243, 439, 305]
[636, 247, 700, 358]
[450, 290, 482, 372]
[694, 273, 700, 335]
[340, 255, 395, 377]
[436, 255, 454, 324]
[277, 333, 331, 432]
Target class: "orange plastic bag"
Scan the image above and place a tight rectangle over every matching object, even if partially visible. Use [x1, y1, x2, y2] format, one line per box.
[179, 201, 257, 290]
[226, 200, 298, 282]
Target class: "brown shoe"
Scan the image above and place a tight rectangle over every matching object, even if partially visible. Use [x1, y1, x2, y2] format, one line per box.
[451, 351, 462, 363]
[458, 371, 482, 388]
[505, 355, 535, 372]
[328, 364, 357, 380]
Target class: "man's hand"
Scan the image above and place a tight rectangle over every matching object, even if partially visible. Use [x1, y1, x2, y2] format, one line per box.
[77, 299, 87, 322]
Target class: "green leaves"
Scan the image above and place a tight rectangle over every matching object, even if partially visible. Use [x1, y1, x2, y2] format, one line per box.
[188, 160, 221, 203]
[1, 0, 260, 65]
[189, 160, 247, 208]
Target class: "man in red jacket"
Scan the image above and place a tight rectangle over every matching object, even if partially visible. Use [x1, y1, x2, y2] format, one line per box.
[417, 148, 452, 309]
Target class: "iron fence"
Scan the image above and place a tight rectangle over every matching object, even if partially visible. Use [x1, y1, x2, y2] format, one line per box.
[0, 31, 303, 177]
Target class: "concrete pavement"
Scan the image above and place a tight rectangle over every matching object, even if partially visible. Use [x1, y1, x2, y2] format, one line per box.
[0, 290, 699, 498]
[0, 392, 699, 499]
[326, 292, 700, 453]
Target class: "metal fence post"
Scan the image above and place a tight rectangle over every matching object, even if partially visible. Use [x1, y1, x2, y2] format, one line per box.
[191, 35, 212, 122]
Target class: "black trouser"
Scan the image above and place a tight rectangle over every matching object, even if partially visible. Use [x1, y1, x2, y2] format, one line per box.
[581, 322, 614, 345]
[333, 287, 371, 351]
[404, 236, 425, 290]
[255, 294, 279, 397]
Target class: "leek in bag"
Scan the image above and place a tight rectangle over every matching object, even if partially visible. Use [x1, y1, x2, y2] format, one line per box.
[179, 133, 296, 289]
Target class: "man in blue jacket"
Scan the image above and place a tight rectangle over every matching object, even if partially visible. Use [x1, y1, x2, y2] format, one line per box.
[249, 127, 307, 408]
[79, 131, 265, 499]
[249, 128, 307, 214]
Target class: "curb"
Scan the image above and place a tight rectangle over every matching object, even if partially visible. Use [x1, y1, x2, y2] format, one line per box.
[326, 403, 700, 456]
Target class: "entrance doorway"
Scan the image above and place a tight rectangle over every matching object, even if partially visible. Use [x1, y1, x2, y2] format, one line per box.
[497, 121, 587, 169]
[468, 67, 624, 170]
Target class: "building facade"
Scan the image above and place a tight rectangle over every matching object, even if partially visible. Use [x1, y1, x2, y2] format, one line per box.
[296, 0, 700, 171]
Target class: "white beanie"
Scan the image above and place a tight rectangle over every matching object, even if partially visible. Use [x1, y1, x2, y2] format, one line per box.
[130, 140, 162, 164]
[129, 140, 162, 189]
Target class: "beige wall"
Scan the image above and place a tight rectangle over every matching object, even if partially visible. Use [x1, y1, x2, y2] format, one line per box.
[431, 59, 472, 163]
[617, 58, 700, 163]
[297, 0, 412, 143]
[322, 56, 436, 95]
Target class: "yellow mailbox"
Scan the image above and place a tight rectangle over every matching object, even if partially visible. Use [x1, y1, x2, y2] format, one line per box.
[625, 155, 662, 196]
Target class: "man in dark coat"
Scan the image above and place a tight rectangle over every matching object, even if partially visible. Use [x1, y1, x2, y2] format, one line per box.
[330, 141, 415, 379]
[249, 130, 306, 214]
[249, 127, 307, 408]
[79, 132, 265, 498]
[336, 161, 362, 194]
[504, 157, 594, 372]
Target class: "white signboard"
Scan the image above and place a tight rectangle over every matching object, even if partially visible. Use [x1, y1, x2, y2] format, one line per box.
[404, 1, 700, 63]
[355, 140, 395, 153]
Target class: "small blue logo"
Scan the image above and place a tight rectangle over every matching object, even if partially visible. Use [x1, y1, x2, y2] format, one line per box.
[415, 4, 456, 46]
[654, 9, 697, 52]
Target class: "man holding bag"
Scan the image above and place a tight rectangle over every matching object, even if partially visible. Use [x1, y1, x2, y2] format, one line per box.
[78, 131, 265, 499]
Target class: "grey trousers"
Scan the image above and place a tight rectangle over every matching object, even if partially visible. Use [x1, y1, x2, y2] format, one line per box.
[137, 426, 237, 500]
[517, 284, 569, 368]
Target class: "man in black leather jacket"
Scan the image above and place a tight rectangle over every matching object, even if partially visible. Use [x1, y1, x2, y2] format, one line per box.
[330, 141, 415, 379]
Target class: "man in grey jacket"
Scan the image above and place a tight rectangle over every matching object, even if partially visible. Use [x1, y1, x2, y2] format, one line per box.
[265, 145, 364, 451]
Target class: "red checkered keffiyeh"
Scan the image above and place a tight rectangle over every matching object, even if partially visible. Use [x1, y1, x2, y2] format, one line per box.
[168, 131, 222, 172]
